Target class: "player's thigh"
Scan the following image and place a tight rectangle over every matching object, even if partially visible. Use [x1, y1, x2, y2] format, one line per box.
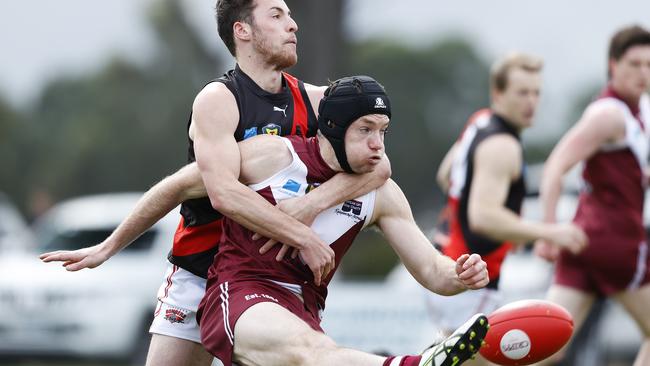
[146, 333, 214, 366]
[547, 284, 595, 332]
[233, 301, 336, 366]
[614, 283, 650, 336]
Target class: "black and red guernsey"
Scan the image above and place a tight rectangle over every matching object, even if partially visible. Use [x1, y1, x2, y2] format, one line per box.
[170, 65, 318, 278]
[444, 112, 526, 289]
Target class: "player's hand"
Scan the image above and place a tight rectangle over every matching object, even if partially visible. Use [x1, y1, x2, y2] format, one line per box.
[298, 237, 335, 287]
[455, 253, 489, 290]
[39, 243, 110, 271]
[533, 239, 561, 262]
[546, 223, 588, 255]
[256, 196, 320, 259]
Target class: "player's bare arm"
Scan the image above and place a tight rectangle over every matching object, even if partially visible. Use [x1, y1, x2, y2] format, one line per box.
[304, 83, 327, 113]
[192, 83, 335, 285]
[534, 103, 625, 261]
[257, 155, 392, 258]
[539, 103, 626, 223]
[278, 154, 391, 224]
[39, 163, 206, 271]
[436, 141, 459, 194]
[373, 179, 489, 295]
[469, 134, 587, 253]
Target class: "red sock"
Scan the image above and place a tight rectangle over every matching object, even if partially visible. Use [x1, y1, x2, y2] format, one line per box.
[382, 355, 422, 366]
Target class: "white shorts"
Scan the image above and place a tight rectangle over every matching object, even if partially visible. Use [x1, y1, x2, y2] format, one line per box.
[424, 288, 501, 332]
[149, 261, 207, 343]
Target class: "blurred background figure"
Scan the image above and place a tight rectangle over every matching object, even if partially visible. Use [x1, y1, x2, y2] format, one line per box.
[425, 52, 586, 366]
[534, 24, 650, 366]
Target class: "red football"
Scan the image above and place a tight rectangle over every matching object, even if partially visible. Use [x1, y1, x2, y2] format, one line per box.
[479, 299, 573, 365]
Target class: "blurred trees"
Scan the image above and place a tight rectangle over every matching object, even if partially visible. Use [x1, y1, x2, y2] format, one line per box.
[2, 0, 225, 217]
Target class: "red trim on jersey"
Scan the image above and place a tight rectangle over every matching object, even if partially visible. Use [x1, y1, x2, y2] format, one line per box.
[443, 198, 512, 282]
[283, 72, 309, 137]
[458, 108, 491, 140]
[172, 216, 224, 256]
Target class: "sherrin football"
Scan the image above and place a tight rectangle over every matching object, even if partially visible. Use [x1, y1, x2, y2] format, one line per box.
[479, 300, 573, 365]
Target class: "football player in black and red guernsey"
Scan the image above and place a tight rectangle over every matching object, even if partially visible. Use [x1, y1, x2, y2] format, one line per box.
[534, 25, 650, 366]
[427, 53, 586, 366]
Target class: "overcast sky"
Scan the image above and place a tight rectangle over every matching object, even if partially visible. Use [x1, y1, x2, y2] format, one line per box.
[1, 0, 649, 139]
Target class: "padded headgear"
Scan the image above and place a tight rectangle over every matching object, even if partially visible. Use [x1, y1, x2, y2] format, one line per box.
[318, 75, 391, 173]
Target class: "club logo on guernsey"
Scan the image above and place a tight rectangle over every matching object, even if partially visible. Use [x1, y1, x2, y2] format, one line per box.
[336, 199, 363, 222]
[243, 127, 258, 140]
[262, 123, 281, 135]
[374, 97, 386, 109]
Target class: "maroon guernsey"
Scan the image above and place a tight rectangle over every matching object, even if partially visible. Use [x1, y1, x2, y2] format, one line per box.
[556, 87, 650, 295]
[206, 135, 376, 310]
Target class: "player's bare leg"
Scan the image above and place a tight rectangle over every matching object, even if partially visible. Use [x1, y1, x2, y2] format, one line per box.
[233, 302, 384, 366]
[146, 334, 214, 366]
[233, 302, 487, 366]
[614, 283, 650, 366]
[531, 285, 595, 365]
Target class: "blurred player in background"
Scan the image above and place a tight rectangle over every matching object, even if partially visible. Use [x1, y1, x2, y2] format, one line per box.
[427, 53, 587, 365]
[534, 24, 650, 366]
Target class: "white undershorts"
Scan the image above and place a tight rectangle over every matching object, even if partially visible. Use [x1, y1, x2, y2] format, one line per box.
[149, 261, 207, 343]
[424, 287, 501, 332]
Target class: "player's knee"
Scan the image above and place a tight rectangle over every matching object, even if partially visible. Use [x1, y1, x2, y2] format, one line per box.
[286, 331, 337, 365]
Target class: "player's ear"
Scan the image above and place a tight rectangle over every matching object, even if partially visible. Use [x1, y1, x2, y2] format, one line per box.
[233, 21, 252, 41]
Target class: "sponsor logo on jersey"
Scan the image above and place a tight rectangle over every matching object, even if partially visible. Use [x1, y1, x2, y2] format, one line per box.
[335, 199, 364, 222]
[262, 123, 281, 135]
[164, 307, 188, 324]
[244, 293, 279, 302]
[374, 97, 386, 109]
[273, 104, 288, 117]
[244, 127, 258, 140]
[342, 199, 363, 215]
[282, 179, 302, 193]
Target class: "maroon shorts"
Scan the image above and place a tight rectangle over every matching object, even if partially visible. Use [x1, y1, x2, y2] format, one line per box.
[554, 236, 650, 296]
[197, 280, 323, 366]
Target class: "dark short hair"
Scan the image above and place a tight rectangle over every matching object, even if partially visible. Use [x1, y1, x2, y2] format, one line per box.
[609, 25, 650, 62]
[490, 52, 543, 92]
[215, 0, 256, 57]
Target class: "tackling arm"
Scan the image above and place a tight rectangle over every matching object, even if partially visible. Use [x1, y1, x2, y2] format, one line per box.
[192, 83, 334, 285]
